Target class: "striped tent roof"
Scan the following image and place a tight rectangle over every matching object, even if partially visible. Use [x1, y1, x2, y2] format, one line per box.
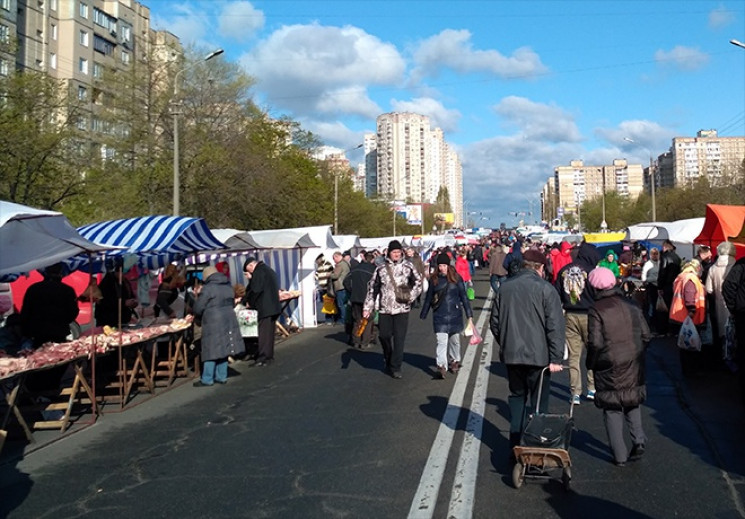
[69, 215, 226, 272]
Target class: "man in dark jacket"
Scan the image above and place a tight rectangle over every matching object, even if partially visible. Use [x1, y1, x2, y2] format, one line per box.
[242, 257, 281, 366]
[488, 243, 508, 294]
[21, 262, 79, 347]
[490, 249, 565, 449]
[344, 252, 377, 348]
[555, 241, 601, 405]
[722, 256, 745, 405]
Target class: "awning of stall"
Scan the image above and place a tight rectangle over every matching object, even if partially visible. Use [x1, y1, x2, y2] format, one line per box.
[694, 204, 745, 259]
[0, 201, 115, 281]
[332, 235, 363, 252]
[210, 229, 262, 250]
[68, 215, 227, 272]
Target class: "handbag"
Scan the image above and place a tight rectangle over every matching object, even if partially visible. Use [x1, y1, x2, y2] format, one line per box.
[386, 264, 413, 304]
[677, 316, 701, 352]
[430, 281, 447, 311]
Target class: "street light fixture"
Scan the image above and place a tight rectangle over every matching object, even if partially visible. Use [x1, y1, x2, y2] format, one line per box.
[624, 137, 656, 222]
[334, 143, 363, 234]
[731, 39, 745, 49]
[172, 48, 224, 216]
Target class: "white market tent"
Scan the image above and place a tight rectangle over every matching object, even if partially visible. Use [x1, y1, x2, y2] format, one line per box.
[205, 225, 339, 328]
[332, 235, 363, 254]
[0, 201, 114, 280]
[626, 218, 705, 260]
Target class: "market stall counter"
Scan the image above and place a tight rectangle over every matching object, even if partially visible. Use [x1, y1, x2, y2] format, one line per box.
[0, 316, 193, 453]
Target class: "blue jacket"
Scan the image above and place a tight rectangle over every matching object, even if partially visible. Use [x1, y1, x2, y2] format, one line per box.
[420, 274, 473, 334]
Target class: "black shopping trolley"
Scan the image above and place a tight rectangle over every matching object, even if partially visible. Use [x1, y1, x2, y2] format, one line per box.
[512, 366, 575, 490]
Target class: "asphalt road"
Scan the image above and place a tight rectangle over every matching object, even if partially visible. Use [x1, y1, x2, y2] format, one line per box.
[2, 270, 744, 518]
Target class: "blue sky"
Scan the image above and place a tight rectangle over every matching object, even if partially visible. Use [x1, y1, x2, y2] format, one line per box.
[147, 0, 745, 227]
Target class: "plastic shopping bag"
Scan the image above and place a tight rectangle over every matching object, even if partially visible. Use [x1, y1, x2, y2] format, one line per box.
[469, 325, 482, 346]
[677, 316, 701, 352]
[463, 319, 474, 337]
[321, 294, 338, 315]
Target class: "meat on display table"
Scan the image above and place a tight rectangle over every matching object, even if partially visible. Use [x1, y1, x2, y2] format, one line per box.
[0, 316, 193, 453]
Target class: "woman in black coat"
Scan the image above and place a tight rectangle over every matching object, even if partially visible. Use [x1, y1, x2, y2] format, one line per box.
[192, 266, 244, 386]
[586, 267, 651, 466]
[420, 253, 473, 379]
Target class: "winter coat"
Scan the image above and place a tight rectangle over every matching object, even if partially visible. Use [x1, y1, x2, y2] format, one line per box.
[95, 271, 135, 327]
[706, 254, 735, 338]
[658, 249, 682, 296]
[490, 268, 565, 366]
[420, 273, 473, 334]
[242, 262, 281, 319]
[21, 277, 79, 345]
[455, 256, 471, 282]
[488, 246, 508, 277]
[723, 257, 745, 316]
[330, 259, 351, 292]
[598, 250, 621, 278]
[192, 272, 244, 362]
[586, 288, 650, 410]
[555, 242, 600, 313]
[550, 242, 573, 283]
[343, 262, 376, 304]
[363, 257, 423, 316]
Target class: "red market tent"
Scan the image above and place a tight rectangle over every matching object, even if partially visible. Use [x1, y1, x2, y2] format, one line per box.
[694, 204, 745, 259]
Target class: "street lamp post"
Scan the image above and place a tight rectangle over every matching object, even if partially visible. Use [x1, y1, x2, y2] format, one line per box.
[731, 39, 745, 49]
[624, 137, 656, 221]
[172, 48, 224, 216]
[333, 143, 363, 234]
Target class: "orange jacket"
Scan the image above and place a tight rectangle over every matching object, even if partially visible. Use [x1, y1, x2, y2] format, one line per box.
[669, 272, 705, 325]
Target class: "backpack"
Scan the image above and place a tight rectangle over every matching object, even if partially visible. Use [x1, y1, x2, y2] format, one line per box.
[562, 265, 587, 305]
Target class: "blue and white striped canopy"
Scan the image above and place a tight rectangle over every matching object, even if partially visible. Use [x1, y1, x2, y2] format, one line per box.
[68, 215, 226, 273]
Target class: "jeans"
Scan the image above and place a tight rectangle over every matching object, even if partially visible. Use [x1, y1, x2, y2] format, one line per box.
[435, 332, 461, 368]
[335, 289, 348, 325]
[202, 358, 228, 385]
[490, 275, 505, 294]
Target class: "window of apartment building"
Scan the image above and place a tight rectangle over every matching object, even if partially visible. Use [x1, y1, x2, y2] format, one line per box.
[92, 62, 102, 79]
[93, 8, 116, 33]
[93, 35, 114, 56]
[0, 24, 9, 44]
[0, 59, 8, 76]
[79, 2, 88, 19]
[121, 25, 131, 43]
[49, 53, 56, 69]
[80, 30, 88, 46]
[76, 116, 87, 130]
[79, 57, 88, 74]
[78, 85, 87, 101]
[0, 0, 10, 11]
[121, 51, 130, 64]
[51, 23, 57, 40]
[50, 0, 57, 9]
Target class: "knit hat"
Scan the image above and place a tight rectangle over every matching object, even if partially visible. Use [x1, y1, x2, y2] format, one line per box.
[523, 249, 546, 266]
[215, 261, 229, 275]
[388, 239, 403, 252]
[588, 267, 616, 290]
[243, 257, 258, 271]
[202, 266, 218, 280]
[436, 252, 451, 265]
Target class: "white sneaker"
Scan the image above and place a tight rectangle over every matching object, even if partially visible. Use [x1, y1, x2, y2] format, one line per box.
[586, 390, 596, 400]
[571, 395, 581, 405]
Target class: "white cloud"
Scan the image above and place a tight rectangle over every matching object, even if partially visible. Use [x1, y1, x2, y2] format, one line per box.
[492, 96, 582, 143]
[411, 29, 548, 81]
[241, 23, 405, 118]
[596, 120, 676, 155]
[708, 6, 735, 29]
[151, 3, 208, 45]
[389, 97, 461, 133]
[218, 1, 265, 42]
[301, 120, 368, 151]
[654, 46, 709, 71]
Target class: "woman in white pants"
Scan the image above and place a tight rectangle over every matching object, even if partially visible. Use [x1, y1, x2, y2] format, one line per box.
[420, 253, 474, 379]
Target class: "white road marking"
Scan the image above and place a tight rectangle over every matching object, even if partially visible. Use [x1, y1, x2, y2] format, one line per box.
[407, 291, 493, 519]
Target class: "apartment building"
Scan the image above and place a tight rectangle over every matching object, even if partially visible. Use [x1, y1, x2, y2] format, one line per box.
[668, 130, 745, 187]
[374, 112, 464, 224]
[1, 0, 179, 157]
[552, 159, 644, 220]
